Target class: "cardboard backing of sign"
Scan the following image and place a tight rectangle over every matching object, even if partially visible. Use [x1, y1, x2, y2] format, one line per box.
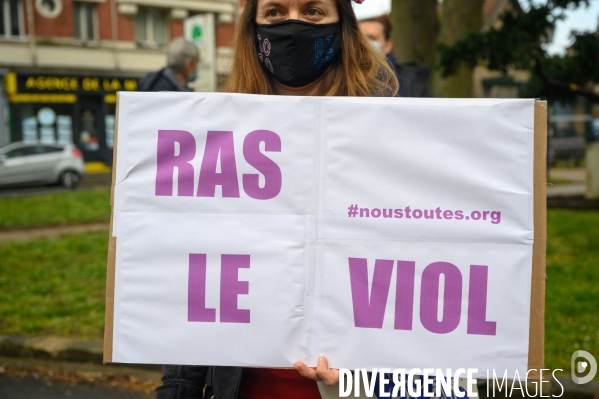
[527, 100, 547, 379]
[104, 93, 120, 365]
[103, 99, 548, 375]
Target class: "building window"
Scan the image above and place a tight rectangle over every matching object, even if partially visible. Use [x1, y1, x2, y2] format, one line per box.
[74, 2, 98, 41]
[36, 0, 62, 19]
[0, 0, 25, 39]
[135, 7, 168, 47]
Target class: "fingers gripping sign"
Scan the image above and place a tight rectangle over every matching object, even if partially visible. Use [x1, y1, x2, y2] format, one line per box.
[294, 356, 340, 386]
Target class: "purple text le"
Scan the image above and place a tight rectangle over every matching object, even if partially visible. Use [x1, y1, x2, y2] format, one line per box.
[188, 253, 250, 323]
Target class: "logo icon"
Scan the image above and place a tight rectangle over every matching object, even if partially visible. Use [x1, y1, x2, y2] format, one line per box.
[571, 350, 597, 384]
[191, 25, 202, 41]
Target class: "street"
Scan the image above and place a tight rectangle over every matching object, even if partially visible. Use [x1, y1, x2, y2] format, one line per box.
[0, 358, 160, 399]
[0, 173, 111, 198]
[0, 375, 153, 399]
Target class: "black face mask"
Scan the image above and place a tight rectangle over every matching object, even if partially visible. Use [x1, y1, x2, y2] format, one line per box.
[255, 20, 341, 88]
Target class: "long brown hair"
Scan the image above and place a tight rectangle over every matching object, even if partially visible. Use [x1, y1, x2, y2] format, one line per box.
[224, 0, 399, 97]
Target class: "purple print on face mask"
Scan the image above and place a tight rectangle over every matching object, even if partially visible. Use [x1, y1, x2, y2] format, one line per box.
[257, 34, 274, 74]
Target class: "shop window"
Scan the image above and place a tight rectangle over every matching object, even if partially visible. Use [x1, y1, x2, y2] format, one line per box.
[19, 105, 74, 144]
[79, 108, 99, 151]
[74, 2, 98, 41]
[135, 7, 168, 47]
[57, 115, 72, 144]
[0, 0, 25, 39]
[105, 114, 115, 148]
[22, 116, 38, 142]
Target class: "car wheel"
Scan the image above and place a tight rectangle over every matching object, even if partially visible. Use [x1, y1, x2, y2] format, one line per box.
[59, 170, 80, 189]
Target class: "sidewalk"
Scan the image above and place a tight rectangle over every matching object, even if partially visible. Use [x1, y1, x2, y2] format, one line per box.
[0, 356, 161, 396]
[0, 222, 109, 243]
[0, 336, 159, 373]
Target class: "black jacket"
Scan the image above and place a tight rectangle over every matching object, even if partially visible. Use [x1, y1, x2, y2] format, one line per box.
[156, 365, 242, 399]
[387, 53, 433, 98]
[138, 68, 191, 92]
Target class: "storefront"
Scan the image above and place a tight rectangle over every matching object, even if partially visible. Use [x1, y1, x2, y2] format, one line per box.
[4, 72, 138, 166]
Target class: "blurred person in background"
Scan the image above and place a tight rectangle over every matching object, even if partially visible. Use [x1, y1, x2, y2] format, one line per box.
[139, 38, 200, 92]
[359, 16, 433, 97]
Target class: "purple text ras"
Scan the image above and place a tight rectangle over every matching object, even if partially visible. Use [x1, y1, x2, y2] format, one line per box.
[155, 130, 282, 200]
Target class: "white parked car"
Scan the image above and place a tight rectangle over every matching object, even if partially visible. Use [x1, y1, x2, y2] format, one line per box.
[0, 142, 85, 188]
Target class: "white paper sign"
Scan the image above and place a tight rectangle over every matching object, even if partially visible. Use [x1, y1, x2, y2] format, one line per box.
[110, 93, 535, 377]
[352, 0, 392, 20]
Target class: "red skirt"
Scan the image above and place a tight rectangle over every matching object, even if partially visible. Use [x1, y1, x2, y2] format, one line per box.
[239, 368, 321, 399]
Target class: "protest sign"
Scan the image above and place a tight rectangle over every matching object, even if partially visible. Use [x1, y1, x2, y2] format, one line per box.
[104, 93, 546, 378]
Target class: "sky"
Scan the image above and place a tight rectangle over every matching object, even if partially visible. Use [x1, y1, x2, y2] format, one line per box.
[535, 0, 599, 55]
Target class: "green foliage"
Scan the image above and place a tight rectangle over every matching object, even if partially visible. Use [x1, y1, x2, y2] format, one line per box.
[0, 188, 111, 230]
[524, 31, 599, 102]
[439, 6, 553, 74]
[438, 0, 599, 103]
[0, 232, 108, 339]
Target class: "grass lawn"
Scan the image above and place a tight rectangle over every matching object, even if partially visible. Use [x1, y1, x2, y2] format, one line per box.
[0, 187, 111, 230]
[0, 232, 107, 340]
[545, 209, 599, 373]
[0, 193, 596, 373]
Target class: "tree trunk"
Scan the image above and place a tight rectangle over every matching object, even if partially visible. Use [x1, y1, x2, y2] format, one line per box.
[437, 0, 484, 97]
[389, 0, 439, 75]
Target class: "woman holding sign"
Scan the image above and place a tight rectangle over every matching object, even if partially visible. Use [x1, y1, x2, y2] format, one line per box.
[156, 1, 396, 398]
[226, 0, 398, 97]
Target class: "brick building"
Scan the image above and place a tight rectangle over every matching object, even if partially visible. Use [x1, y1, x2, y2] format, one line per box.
[0, 0, 237, 165]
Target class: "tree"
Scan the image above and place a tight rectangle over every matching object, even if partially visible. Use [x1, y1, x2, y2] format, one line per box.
[389, 0, 439, 74]
[387, 0, 485, 98]
[437, 0, 485, 98]
[438, 0, 599, 103]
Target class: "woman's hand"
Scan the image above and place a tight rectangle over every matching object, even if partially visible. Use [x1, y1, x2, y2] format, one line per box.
[294, 356, 339, 386]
